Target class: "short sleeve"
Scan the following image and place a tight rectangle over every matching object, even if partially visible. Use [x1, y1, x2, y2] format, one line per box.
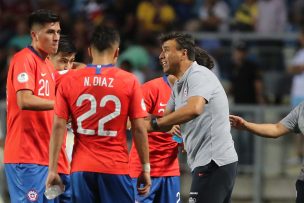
[128, 78, 148, 119]
[187, 70, 214, 102]
[280, 105, 301, 133]
[12, 54, 36, 92]
[54, 81, 70, 120]
[166, 90, 175, 112]
[141, 82, 154, 113]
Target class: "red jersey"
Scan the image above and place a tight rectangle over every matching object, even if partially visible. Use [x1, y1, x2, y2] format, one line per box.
[55, 65, 147, 174]
[129, 76, 180, 178]
[4, 46, 69, 174]
[54, 69, 71, 92]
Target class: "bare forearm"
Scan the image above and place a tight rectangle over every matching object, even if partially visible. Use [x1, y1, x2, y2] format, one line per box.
[49, 118, 66, 172]
[288, 65, 304, 75]
[244, 122, 287, 138]
[17, 91, 54, 110]
[132, 119, 149, 165]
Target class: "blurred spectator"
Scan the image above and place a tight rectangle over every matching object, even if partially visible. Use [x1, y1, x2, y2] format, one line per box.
[197, 0, 230, 32]
[71, 17, 92, 63]
[169, 0, 196, 30]
[255, 0, 287, 72]
[289, 0, 304, 31]
[256, 0, 287, 33]
[231, 0, 258, 32]
[136, 0, 176, 39]
[225, 41, 265, 105]
[7, 19, 31, 51]
[104, 0, 139, 48]
[287, 29, 304, 164]
[118, 45, 151, 83]
[224, 41, 265, 166]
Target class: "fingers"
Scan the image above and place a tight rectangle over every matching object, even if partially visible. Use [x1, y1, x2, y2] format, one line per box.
[137, 185, 150, 196]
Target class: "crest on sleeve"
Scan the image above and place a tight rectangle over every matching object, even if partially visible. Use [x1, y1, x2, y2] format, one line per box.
[17, 72, 29, 83]
[141, 98, 147, 111]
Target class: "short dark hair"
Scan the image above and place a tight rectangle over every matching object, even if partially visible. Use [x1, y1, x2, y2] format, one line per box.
[159, 32, 196, 61]
[194, 46, 214, 70]
[28, 9, 60, 29]
[57, 35, 76, 54]
[90, 25, 120, 52]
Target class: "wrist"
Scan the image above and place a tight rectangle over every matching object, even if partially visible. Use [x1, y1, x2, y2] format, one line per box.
[150, 117, 160, 130]
[142, 163, 151, 173]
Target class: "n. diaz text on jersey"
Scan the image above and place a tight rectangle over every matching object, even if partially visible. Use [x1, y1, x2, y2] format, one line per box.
[84, 76, 114, 87]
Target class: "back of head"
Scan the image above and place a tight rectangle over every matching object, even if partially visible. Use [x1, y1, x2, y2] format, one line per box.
[194, 46, 214, 70]
[90, 25, 120, 53]
[28, 9, 60, 29]
[57, 35, 76, 55]
[159, 32, 196, 60]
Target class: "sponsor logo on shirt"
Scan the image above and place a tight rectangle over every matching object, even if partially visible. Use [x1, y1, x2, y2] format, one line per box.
[184, 88, 188, 97]
[41, 73, 47, 77]
[27, 189, 38, 201]
[17, 72, 29, 83]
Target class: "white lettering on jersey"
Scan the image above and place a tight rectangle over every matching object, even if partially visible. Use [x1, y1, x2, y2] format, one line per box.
[84, 76, 114, 87]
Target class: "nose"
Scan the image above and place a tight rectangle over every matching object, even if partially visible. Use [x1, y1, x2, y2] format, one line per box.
[54, 33, 60, 41]
[159, 51, 164, 60]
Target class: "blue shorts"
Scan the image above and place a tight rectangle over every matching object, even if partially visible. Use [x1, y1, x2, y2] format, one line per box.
[71, 172, 134, 203]
[4, 164, 71, 203]
[132, 176, 180, 203]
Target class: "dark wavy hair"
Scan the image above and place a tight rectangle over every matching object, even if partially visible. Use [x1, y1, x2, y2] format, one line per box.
[194, 46, 214, 70]
[159, 32, 214, 69]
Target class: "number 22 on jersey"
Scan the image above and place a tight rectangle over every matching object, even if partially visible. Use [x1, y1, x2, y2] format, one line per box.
[76, 93, 121, 137]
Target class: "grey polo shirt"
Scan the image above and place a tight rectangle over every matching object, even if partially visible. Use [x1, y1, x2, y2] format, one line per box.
[280, 102, 304, 181]
[167, 62, 238, 171]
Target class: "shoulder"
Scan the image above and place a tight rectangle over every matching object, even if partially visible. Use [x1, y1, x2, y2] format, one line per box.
[11, 48, 33, 62]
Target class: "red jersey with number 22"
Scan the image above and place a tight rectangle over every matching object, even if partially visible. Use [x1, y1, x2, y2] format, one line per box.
[55, 65, 147, 174]
[129, 76, 180, 177]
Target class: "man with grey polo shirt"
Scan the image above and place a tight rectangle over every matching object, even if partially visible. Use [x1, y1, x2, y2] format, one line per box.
[147, 32, 238, 203]
[230, 102, 304, 203]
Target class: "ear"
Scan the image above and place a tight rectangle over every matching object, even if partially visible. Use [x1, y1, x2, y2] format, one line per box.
[113, 47, 119, 62]
[88, 47, 92, 57]
[31, 30, 38, 41]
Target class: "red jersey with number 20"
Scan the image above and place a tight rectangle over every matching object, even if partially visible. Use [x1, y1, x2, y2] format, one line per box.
[55, 65, 147, 174]
[129, 76, 180, 177]
[4, 47, 69, 174]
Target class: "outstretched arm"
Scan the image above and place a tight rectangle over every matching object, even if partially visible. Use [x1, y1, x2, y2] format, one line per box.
[229, 115, 290, 138]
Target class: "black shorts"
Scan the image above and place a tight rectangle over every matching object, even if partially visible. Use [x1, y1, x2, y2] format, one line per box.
[296, 179, 304, 203]
[189, 160, 238, 203]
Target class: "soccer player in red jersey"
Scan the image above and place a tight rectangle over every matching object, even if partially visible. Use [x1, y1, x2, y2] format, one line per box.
[4, 9, 70, 203]
[129, 74, 181, 203]
[46, 25, 151, 203]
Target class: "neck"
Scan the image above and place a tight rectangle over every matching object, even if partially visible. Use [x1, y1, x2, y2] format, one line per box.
[175, 60, 193, 79]
[91, 56, 115, 66]
[31, 43, 48, 59]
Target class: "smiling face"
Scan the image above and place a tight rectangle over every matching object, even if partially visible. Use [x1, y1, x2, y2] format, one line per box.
[159, 39, 184, 76]
[31, 22, 61, 56]
[50, 52, 76, 70]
